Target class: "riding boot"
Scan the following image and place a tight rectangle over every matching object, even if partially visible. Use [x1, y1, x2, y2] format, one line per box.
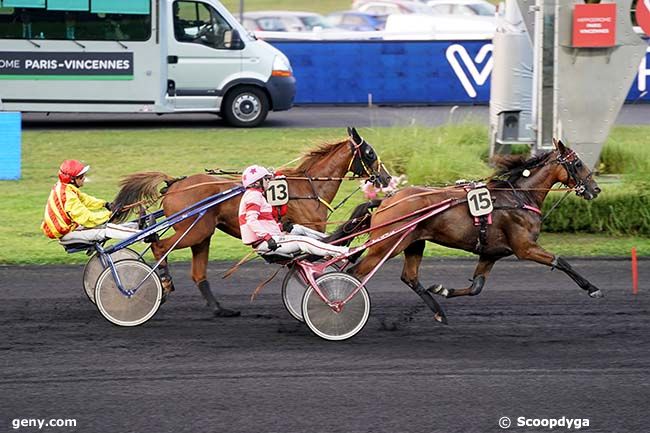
[197, 280, 240, 317]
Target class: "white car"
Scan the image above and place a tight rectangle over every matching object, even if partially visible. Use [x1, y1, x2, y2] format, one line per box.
[352, 0, 435, 16]
[426, 0, 497, 17]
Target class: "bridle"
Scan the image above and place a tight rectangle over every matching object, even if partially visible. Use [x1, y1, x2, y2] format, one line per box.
[556, 149, 592, 197]
[347, 134, 390, 187]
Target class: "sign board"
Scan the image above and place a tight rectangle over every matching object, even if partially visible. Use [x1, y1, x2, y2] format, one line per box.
[637, 0, 650, 37]
[572, 3, 616, 48]
[0, 112, 21, 180]
[0, 52, 133, 80]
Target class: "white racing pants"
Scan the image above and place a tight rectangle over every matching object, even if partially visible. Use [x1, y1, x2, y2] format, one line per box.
[256, 235, 348, 257]
[255, 224, 347, 257]
[59, 222, 140, 244]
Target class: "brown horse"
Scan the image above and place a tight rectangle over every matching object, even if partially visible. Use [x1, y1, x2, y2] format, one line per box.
[348, 139, 601, 324]
[112, 127, 391, 317]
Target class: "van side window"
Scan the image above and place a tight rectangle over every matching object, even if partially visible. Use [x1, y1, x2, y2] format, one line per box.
[0, 7, 150, 41]
[173, 1, 234, 49]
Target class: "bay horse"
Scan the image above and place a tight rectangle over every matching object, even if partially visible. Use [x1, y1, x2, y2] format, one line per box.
[347, 139, 601, 324]
[111, 127, 391, 317]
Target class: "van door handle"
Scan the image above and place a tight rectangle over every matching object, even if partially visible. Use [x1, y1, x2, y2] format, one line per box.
[167, 56, 178, 64]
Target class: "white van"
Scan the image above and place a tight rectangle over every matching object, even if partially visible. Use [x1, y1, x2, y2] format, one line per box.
[0, 0, 295, 127]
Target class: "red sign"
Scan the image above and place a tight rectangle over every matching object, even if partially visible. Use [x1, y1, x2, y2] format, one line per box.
[637, 0, 650, 37]
[572, 3, 616, 48]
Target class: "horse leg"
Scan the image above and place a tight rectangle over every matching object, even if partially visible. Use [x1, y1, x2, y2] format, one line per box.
[400, 240, 448, 324]
[191, 237, 240, 317]
[513, 241, 603, 298]
[151, 239, 175, 300]
[429, 255, 496, 299]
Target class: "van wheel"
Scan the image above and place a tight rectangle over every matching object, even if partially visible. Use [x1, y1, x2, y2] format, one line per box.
[222, 86, 269, 127]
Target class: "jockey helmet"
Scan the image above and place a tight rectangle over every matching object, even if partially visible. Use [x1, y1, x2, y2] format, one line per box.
[58, 160, 90, 184]
[242, 165, 271, 188]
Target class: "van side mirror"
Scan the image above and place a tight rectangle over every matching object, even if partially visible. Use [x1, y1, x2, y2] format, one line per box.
[224, 29, 244, 50]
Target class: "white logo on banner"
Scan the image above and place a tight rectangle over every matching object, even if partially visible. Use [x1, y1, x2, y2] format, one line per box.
[637, 47, 650, 93]
[446, 43, 493, 98]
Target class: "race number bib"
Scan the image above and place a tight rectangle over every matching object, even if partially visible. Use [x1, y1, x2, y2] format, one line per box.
[467, 188, 493, 217]
[266, 179, 289, 206]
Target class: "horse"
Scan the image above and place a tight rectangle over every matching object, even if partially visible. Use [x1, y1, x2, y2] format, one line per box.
[346, 138, 601, 324]
[111, 127, 391, 317]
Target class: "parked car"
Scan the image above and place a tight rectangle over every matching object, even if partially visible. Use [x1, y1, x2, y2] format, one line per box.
[352, 0, 435, 16]
[384, 12, 495, 36]
[326, 10, 387, 31]
[242, 11, 337, 32]
[426, 0, 496, 17]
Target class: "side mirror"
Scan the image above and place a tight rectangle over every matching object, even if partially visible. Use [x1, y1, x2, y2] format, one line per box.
[224, 29, 244, 50]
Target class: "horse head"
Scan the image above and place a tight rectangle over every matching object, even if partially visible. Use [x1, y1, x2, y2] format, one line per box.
[347, 126, 392, 188]
[553, 138, 601, 200]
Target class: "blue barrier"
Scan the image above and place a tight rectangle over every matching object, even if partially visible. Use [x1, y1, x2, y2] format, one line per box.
[0, 112, 21, 180]
[271, 40, 650, 105]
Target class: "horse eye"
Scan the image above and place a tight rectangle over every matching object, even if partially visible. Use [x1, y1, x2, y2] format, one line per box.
[576, 162, 583, 168]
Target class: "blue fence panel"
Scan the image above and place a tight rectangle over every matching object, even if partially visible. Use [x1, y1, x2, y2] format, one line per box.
[272, 40, 492, 105]
[0, 112, 21, 180]
[270, 40, 650, 105]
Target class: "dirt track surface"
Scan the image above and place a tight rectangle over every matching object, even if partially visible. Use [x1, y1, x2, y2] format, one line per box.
[1, 258, 649, 433]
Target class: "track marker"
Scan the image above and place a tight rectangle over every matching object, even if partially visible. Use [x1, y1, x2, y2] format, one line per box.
[632, 247, 638, 295]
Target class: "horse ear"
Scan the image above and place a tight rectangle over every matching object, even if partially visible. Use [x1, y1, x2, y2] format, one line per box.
[553, 137, 568, 154]
[348, 127, 362, 145]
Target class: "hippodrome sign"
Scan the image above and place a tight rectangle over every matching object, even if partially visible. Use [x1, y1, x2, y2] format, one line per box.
[572, 3, 617, 48]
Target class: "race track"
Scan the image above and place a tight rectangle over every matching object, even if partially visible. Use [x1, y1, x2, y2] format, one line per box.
[1, 258, 648, 433]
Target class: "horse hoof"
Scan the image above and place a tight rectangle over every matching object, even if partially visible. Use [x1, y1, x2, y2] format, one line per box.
[214, 308, 241, 318]
[434, 313, 448, 325]
[588, 289, 604, 298]
[429, 285, 449, 298]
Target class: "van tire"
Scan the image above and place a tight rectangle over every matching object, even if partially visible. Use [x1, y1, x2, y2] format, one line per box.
[222, 86, 269, 127]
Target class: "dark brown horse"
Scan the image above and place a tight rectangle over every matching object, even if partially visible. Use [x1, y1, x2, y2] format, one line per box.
[112, 127, 391, 317]
[348, 139, 601, 323]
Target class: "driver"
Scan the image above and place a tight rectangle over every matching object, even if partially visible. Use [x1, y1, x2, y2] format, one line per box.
[172, 2, 194, 42]
[41, 160, 139, 244]
[238, 165, 349, 257]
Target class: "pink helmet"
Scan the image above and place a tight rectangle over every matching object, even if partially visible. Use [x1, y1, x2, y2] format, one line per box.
[241, 165, 271, 188]
[58, 159, 90, 184]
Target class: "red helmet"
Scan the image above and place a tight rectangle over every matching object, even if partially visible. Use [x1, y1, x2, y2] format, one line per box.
[58, 160, 89, 184]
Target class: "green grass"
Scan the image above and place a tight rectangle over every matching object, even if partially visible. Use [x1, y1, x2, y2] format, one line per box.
[1, 125, 648, 265]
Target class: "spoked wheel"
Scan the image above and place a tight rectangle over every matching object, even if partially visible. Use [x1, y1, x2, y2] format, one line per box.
[83, 248, 141, 304]
[281, 261, 338, 322]
[302, 272, 371, 341]
[95, 259, 162, 327]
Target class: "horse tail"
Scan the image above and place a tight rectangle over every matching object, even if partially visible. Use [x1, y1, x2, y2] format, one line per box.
[111, 171, 175, 223]
[323, 199, 383, 247]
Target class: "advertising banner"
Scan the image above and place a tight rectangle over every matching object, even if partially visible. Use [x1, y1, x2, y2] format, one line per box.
[0, 51, 133, 80]
[272, 40, 650, 105]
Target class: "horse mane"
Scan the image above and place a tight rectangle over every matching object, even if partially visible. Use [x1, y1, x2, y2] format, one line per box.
[490, 151, 554, 184]
[281, 139, 349, 176]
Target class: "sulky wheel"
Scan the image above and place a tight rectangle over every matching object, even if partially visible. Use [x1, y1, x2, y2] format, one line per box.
[94, 259, 162, 327]
[83, 248, 141, 304]
[281, 262, 338, 322]
[301, 272, 370, 341]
